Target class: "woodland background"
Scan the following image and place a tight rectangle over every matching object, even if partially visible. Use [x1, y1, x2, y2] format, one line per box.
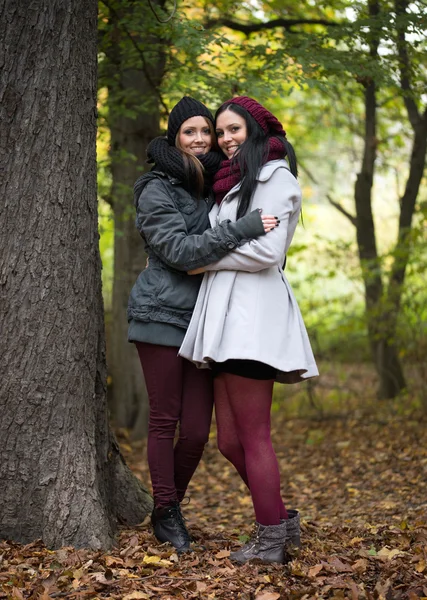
[0, 0, 426, 598]
[96, 0, 427, 436]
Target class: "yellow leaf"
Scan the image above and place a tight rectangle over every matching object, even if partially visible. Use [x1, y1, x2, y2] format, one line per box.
[336, 441, 350, 449]
[143, 555, 161, 564]
[72, 567, 84, 580]
[290, 563, 305, 577]
[263, 575, 271, 583]
[349, 537, 364, 545]
[159, 559, 173, 567]
[377, 547, 403, 560]
[238, 496, 252, 506]
[416, 559, 426, 573]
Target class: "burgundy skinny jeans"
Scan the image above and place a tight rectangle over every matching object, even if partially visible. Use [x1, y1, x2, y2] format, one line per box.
[214, 373, 288, 526]
[136, 342, 213, 508]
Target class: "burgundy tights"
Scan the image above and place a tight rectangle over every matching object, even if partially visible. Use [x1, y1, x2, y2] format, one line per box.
[136, 342, 213, 507]
[214, 373, 288, 526]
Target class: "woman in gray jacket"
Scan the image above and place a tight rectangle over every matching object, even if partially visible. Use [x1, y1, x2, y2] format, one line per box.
[180, 97, 319, 564]
[128, 97, 278, 554]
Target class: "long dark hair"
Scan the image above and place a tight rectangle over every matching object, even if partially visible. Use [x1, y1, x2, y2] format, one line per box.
[215, 103, 298, 219]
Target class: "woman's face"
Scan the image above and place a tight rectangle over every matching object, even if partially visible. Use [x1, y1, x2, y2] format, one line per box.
[216, 109, 248, 159]
[177, 116, 212, 156]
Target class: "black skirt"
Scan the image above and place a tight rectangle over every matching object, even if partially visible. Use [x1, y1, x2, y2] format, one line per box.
[211, 359, 277, 381]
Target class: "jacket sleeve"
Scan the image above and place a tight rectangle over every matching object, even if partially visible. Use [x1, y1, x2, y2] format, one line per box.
[136, 179, 265, 271]
[203, 167, 301, 273]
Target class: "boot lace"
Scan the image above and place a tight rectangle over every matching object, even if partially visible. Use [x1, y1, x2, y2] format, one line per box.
[168, 503, 190, 538]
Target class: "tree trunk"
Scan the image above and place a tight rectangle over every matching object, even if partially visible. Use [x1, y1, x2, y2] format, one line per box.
[102, 4, 167, 439]
[354, 0, 406, 399]
[0, 0, 152, 549]
[109, 100, 160, 440]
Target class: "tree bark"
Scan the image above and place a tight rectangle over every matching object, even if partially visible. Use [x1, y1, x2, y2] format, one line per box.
[0, 0, 152, 549]
[100, 2, 167, 439]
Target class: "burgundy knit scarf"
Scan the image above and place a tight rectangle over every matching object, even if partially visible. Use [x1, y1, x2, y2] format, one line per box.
[213, 137, 286, 205]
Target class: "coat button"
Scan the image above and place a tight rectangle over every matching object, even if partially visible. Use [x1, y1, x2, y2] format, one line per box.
[226, 241, 235, 249]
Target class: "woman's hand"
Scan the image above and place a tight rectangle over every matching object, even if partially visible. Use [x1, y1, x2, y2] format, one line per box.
[261, 214, 280, 232]
[188, 215, 279, 275]
[188, 267, 205, 275]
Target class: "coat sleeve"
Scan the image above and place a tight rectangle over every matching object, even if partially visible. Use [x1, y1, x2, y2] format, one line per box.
[136, 179, 266, 271]
[203, 167, 301, 273]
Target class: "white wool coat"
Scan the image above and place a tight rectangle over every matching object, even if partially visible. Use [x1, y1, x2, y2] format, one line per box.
[179, 159, 319, 384]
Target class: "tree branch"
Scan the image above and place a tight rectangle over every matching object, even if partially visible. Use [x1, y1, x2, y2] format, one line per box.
[99, 0, 169, 114]
[326, 195, 357, 226]
[394, 0, 420, 129]
[204, 17, 339, 34]
[299, 162, 356, 226]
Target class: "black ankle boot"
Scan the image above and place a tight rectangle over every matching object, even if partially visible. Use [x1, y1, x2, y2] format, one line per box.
[151, 502, 191, 554]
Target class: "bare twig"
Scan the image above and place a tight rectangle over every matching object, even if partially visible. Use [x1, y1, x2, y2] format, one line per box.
[299, 161, 357, 226]
[99, 0, 169, 114]
[147, 0, 177, 23]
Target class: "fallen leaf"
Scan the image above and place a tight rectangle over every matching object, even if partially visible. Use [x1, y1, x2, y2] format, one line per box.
[105, 555, 124, 567]
[416, 559, 426, 573]
[308, 564, 323, 578]
[143, 555, 161, 564]
[349, 537, 364, 545]
[352, 558, 368, 574]
[328, 557, 353, 572]
[215, 549, 230, 559]
[377, 547, 403, 560]
[122, 592, 150, 600]
[196, 581, 207, 592]
[255, 593, 281, 600]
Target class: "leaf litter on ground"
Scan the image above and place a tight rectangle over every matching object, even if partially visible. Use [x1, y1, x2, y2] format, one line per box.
[1, 370, 427, 599]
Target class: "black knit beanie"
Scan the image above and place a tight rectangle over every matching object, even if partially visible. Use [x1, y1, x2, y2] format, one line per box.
[167, 97, 214, 146]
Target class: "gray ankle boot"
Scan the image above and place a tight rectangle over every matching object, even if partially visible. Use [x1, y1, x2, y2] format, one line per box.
[282, 509, 301, 560]
[230, 521, 287, 565]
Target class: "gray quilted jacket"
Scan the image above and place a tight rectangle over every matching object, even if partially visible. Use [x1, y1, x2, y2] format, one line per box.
[127, 170, 265, 329]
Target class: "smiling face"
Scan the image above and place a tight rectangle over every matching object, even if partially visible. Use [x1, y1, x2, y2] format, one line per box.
[177, 116, 212, 156]
[215, 108, 248, 159]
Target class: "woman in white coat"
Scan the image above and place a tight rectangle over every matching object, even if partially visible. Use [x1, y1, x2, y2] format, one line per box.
[179, 96, 318, 564]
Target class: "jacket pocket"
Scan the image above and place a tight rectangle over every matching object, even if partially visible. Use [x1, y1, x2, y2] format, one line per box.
[129, 267, 163, 307]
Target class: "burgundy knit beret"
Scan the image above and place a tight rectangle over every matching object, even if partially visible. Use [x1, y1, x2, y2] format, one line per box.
[167, 97, 214, 146]
[220, 96, 286, 137]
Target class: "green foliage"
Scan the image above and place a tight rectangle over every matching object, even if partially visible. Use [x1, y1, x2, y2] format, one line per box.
[96, 0, 427, 389]
[98, 199, 114, 311]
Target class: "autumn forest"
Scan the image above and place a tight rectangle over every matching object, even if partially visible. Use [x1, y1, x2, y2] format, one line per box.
[0, 0, 426, 598]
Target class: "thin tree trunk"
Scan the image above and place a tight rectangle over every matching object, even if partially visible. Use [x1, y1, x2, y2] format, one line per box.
[101, 3, 167, 439]
[0, 0, 152, 549]
[354, 0, 406, 399]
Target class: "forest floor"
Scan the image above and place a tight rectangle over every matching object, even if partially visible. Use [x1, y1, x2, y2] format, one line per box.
[1, 364, 427, 599]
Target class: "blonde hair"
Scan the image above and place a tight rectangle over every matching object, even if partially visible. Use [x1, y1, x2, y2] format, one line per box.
[175, 118, 216, 198]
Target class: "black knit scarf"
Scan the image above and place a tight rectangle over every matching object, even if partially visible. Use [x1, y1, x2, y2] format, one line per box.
[144, 136, 223, 195]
